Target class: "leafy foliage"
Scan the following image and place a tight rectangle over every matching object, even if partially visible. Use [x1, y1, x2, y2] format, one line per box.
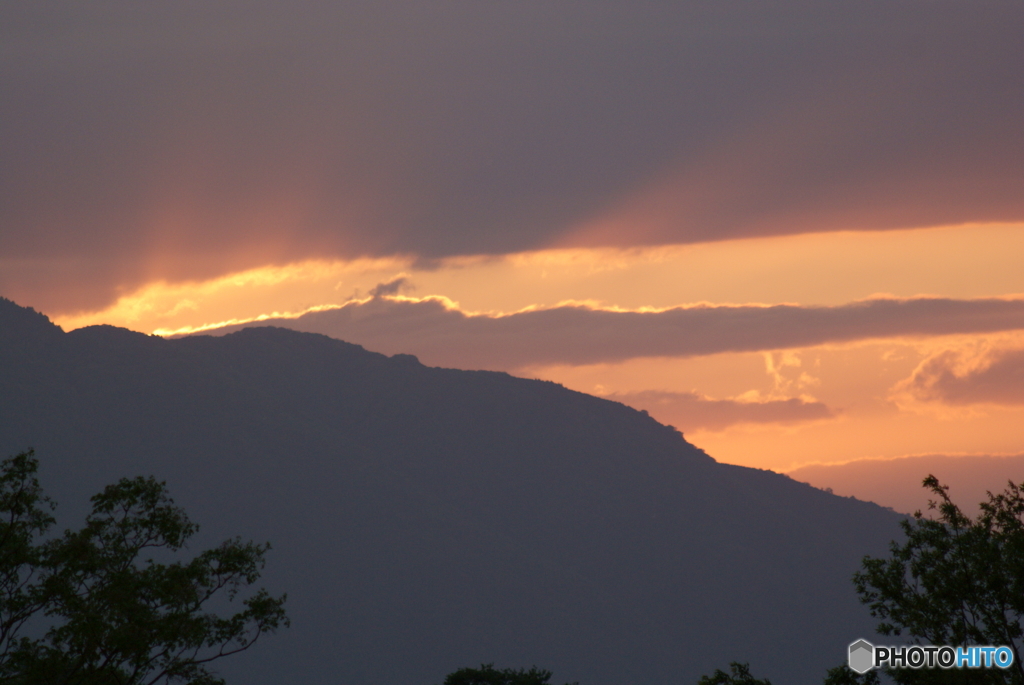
[696, 662, 772, 684]
[0, 450, 288, 685]
[822, 664, 881, 685]
[854, 476, 1024, 684]
[0, 450, 55, 666]
[441, 663, 577, 685]
[703, 477, 1024, 685]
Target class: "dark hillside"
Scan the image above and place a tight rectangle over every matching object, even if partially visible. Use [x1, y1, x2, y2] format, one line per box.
[0, 297, 900, 684]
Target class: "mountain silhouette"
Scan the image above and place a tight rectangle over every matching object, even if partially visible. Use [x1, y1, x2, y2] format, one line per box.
[0, 297, 901, 684]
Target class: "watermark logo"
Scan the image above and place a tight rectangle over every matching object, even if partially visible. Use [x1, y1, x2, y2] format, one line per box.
[848, 640, 874, 674]
[849, 639, 1015, 673]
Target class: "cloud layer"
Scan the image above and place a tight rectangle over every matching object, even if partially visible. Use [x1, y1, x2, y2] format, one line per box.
[2, 2, 1023, 312]
[204, 295, 1024, 369]
[898, 347, 1024, 406]
[607, 390, 834, 433]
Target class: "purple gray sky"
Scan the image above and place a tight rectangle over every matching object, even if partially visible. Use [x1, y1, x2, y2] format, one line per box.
[3, 2, 1022, 313]
[4, 2, 1024, 483]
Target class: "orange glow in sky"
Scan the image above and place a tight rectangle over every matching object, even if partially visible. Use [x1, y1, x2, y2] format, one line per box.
[55, 222, 1024, 332]
[50, 222, 1024, 476]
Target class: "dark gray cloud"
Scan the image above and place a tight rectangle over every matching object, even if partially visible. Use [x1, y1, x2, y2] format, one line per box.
[900, 347, 1024, 406]
[608, 390, 835, 433]
[205, 296, 1024, 369]
[367, 276, 413, 298]
[2, 2, 1023, 312]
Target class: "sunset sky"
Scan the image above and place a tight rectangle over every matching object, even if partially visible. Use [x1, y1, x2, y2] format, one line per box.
[4, 2, 1023, 503]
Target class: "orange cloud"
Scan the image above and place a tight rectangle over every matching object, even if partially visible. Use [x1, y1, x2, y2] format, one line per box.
[196, 295, 1024, 370]
[896, 345, 1024, 406]
[42, 223, 1024, 337]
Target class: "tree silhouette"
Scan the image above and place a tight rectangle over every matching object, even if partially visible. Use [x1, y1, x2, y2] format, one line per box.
[696, 662, 772, 684]
[440, 663, 577, 685]
[0, 450, 288, 685]
[821, 664, 881, 684]
[701, 477, 1024, 685]
[854, 476, 1024, 685]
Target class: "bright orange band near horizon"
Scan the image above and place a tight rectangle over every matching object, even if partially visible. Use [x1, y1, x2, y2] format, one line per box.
[45, 222, 1024, 478]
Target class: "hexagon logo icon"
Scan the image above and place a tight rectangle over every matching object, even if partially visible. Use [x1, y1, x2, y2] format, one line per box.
[849, 639, 875, 674]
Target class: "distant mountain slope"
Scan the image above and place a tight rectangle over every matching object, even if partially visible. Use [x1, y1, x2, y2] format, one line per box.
[790, 453, 1024, 517]
[0, 297, 901, 684]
